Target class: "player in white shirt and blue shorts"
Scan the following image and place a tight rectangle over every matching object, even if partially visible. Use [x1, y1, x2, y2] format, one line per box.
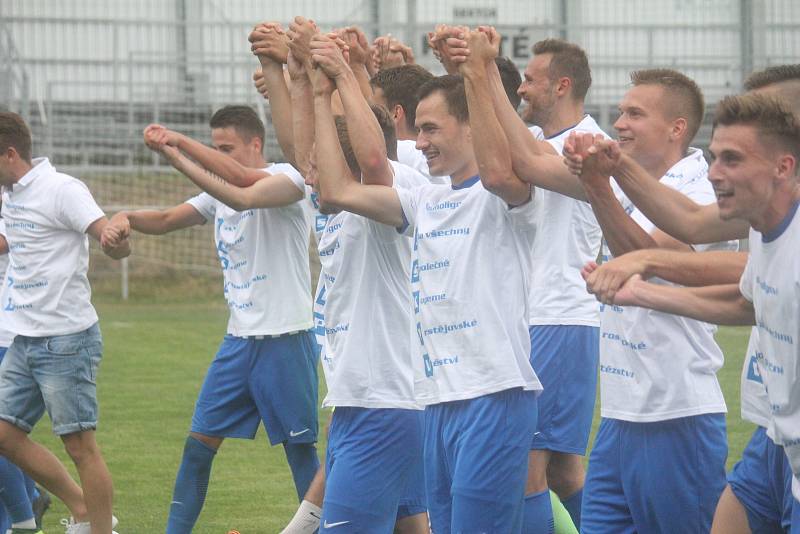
[562, 70, 734, 533]
[310, 28, 544, 531]
[578, 92, 800, 531]
[106, 106, 319, 534]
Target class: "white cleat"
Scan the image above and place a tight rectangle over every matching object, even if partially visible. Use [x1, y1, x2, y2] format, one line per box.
[61, 515, 119, 533]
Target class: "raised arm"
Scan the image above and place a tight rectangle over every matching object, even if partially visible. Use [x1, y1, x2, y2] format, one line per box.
[340, 26, 374, 101]
[310, 63, 404, 227]
[144, 125, 267, 187]
[311, 34, 394, 186]
[287, 17, 319, 177]
[457, 28, 529, 206]
[612, 277, 755, 326]
[613, 154, 749, 243]
[582, 249, 747, 305]
[440, 26, 586, 200]
[156, 144, 302, 211]
[249, 22, 296, 165]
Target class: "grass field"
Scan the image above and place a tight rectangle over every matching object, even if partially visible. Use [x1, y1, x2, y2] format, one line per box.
[29, 296, 754, 533]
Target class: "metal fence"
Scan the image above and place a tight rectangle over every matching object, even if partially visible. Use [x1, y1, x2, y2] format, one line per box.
[0, 0, 797, 294]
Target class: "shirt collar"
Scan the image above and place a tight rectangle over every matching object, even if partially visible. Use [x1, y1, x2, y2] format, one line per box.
[451, 175, 480, 190]
[546, 115, 589, 141]
[15, 157, 52, 189]
[762, 200, 799, 243]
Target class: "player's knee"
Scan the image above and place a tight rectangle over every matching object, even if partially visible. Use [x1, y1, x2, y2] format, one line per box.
[189, 432, 223, 451]
[546, 453, 585, 496]
[61, 432, 101, 465]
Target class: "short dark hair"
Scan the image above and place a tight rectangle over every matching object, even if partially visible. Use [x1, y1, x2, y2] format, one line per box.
[713, 93, 800, 161]
[495, 56, 522, 109]
[744, 64, 800, 115]
[532, 38, 592, 101]
[334, 104, 397, 176]
[417, 75, 468, 123]
[370, 65, 435, 132]
[209, 105, 265, 145]
[0, 112, 32, 163]
[630, 68, 705, 147]
[744, 64, 800, 91]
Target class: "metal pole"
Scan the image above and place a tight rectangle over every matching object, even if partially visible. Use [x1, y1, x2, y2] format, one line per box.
[740, 0, 753, 85]
[121, 257, 129, 301]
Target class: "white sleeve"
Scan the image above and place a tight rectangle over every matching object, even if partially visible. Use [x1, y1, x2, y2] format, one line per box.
[184, 192, 216, 221]
[505, 186, 539, 233]
[56, 179, 105, 233]
[268, 163, 306, 196]
[396, 185, 421, 237]
[0, 219, 6, 238]
[739, 253, 755, 303]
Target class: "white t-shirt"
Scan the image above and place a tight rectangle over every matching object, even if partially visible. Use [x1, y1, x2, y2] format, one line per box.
[0, 220, 14, 348]
[0, 158, 104, 336]
[397, 176, 543, 405]
[740, 328, 772, 428]
[396, 139, 450, 185]
[186, 163, 312, 336]
[600, 149, 735, 422]
[529, 115, 605, 326]
[739, 200, 800, 486]
[317, 161, 428, 409]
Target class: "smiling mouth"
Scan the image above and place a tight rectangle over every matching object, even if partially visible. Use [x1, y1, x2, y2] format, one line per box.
[425, 152, 439, 164]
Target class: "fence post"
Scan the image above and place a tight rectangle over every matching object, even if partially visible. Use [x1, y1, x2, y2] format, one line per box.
[739, 0, 753, 86]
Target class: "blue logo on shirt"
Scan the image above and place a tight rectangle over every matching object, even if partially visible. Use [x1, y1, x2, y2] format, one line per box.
[423, 353, 433, 377]
[746, 355, 763, 384]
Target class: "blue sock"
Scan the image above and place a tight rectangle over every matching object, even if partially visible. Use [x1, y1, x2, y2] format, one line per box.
[283, 442, 320, 502]
[561, 488, 582, 529]
[166, 436, 217, 534]
[24, 474, 37, 502]
[524, 489, 554, 534]
[0, 456, 34, 523]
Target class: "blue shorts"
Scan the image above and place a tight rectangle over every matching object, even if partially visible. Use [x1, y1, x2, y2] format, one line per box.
[191, 331, 318, 445]
[727, 426, 793, 533]
[529, 325, 599, 454]
[321, 407, 424, 533]
[582, 414, 727, 534]
[424, 388, 538, 534]
[0, 323, 103, 435]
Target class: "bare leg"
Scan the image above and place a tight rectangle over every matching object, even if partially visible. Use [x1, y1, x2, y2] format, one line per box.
[546, 452, 585, 498]
[0, 421, 88, 522]
[394, 512, 429, 534]
[710, 485, 752, 534]
[61, 430, 113, 534]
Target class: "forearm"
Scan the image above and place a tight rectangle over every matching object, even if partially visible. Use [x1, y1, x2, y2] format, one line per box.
[336, 70, 392, 185]
[487, 63, 585, 200]
[171, 156, 256, 211]
[174, 135, 259, 187]
[637, 249, 747, 286]
[585, 179, 658, 256]
[615, 156, 748, 243]
[291, 76, 314, 177]
[350, 63, 374, 102]
[463, 66, 523, 202]
[260, 60, 295, 165]
[633, 282, 755, 326]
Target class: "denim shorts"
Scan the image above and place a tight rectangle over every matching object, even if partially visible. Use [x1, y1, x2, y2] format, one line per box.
[0, 323, 103, 435]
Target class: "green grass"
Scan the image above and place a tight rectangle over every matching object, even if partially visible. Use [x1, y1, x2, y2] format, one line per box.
[31, 298, 752, 533]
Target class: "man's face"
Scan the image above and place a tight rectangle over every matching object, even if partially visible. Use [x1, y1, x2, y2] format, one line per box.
[708, 123, 783, 223]
[414, 92, 473, 181]
[518, 54, 557, 126]
[613, 84, 676, 166]
[211, 126, 260, 167]
[0, 148, 19, 186]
